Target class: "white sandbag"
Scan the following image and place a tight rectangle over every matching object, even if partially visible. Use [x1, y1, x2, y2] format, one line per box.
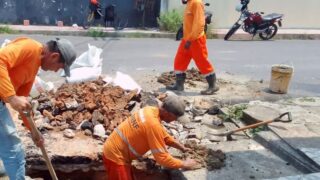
[30, 76, 55, 98]
[62, 44, 103, 80]
[70, 44, 103, 69]
[66, 67, 102, 83]
[105, 71, 142, 93]
[1, 39, 11, 48]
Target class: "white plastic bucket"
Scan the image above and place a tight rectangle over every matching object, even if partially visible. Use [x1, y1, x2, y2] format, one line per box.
[269, 64, 294, 94]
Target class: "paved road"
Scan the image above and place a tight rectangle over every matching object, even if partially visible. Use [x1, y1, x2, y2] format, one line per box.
[1, 35, 319, 96]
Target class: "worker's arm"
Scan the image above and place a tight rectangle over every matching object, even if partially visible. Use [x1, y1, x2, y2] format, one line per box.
[147, 124, 199, 169]
[147, 125, 183, 169]
[163, 129, 190, 152]
[0, 46, 32, 126]
[188, 1, 205, 41]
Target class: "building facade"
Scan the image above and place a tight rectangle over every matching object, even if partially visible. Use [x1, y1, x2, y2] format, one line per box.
[0, 0, 319, 29]
[0, 0, 161, 27]
[164, 0, 320, 29]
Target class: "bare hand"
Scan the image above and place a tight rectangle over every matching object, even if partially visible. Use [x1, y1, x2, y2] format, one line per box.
[182, 158, 199, 170]
[7, 95, 31, 112]
[31, 131, 44, 147]
[184, 41, 191, 49]
[182, 147, 192, 153]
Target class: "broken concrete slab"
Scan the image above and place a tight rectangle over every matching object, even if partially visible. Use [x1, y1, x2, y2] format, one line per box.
[202, 114, 223, 128]
[242, 105, 281, 123]
[254, 131, 320, 173]
[185, 139, 301, 180]
[299, 148, 320, 166]
[220, 98, 320, 174]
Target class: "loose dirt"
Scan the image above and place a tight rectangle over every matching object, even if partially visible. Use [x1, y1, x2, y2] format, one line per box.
[157, 68, 206, 87]
[183, 140, 226, 171]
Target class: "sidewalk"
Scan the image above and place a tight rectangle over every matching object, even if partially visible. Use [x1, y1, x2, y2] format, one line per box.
[7, 25, 320, 40]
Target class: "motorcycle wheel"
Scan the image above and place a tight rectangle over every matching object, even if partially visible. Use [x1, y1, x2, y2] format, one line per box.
[82, 12, 94, 30]
[259, 24, 278, 40]
[176, 27, 183, 41]
[224, 23, 241, 40]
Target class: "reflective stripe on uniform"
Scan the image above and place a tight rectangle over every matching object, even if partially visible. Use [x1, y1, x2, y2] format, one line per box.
[151, 147, 167, 154]
[139, 109, 146, 123]
[114, 128, 142, 158]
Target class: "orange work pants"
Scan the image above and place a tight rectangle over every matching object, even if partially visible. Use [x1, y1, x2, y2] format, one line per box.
[174, 35, 214, 75]
[103, 156, 133, 180]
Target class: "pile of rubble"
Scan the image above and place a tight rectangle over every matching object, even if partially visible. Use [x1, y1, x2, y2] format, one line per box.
[183, 140, 226, 171]
[157, 68, 206, 87]
[161, 97, 226, 170]
[33, 78, 139, 139]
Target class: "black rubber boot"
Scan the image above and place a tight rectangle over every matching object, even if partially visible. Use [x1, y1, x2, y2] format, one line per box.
[166, 73, 186, 91]
[201, 73, 219, 95]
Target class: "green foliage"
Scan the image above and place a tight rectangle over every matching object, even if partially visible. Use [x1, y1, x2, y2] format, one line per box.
[299, 97, 316, 102]
[249, 125, 267, 135]
[226, 104, 248, 121]
[0, 25, 17, 34]
[206, 24, 217, 39]
[87, 28, 105, 38]
[157, 9, 183, 32]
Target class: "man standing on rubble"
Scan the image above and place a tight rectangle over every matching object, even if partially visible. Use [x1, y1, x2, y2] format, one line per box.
[103, 95, 199, 180]
[0, 37, 76, 180]
[166, 0, 219, 95]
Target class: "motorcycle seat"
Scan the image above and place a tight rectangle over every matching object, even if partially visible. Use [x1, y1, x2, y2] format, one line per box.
[262, 13, 283, 21]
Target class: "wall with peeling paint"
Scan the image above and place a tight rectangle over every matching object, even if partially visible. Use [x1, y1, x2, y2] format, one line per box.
[0, 0, 161, 27]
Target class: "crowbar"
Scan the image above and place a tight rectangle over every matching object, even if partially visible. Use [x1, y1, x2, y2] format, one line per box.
[23, 111, 58, 180]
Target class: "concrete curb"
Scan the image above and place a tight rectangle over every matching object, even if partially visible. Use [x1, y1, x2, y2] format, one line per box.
[7, 25, 320, 40]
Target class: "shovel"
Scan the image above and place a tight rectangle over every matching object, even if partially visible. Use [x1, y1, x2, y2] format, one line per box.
[23, 111, 58, 180]
[208, 112, 292, 141]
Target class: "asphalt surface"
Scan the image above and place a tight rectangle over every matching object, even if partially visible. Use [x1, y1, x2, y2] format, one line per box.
[1, 34, 319, 96]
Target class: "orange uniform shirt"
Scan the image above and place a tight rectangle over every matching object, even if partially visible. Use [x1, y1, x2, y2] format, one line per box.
[90, 0, 98, 5]
[183, 0, 205, 41]
[0, 37, 42, 99]
[104, 106, 183, 169]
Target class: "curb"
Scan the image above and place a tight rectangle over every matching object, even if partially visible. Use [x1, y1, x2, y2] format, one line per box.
[13, 29, 176, 39]
[7, 26, 320, 40]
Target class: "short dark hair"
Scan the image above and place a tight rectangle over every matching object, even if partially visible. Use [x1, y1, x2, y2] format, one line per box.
[46, 40, 64, 63]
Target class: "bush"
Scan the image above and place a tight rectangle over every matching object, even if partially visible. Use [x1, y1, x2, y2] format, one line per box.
[206, 24, 218, 39]
[88, 28, 105, 38]
[0, 25, 16, 34]
[157, 9, 183, 32]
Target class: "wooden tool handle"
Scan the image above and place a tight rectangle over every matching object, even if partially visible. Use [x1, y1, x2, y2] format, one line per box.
[232, 119, 274, 134]
[23, 112, 59, 180]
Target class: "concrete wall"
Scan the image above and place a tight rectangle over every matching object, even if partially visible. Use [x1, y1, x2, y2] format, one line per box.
[165, 0, 320, 29]
[0, 0, 161, 27]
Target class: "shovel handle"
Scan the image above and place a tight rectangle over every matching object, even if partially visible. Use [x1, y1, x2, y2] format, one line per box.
[231, 119, 274, 134]
[274, 112, 292, 123]
[23, 111, 59, 180]
[232, 112, 293, 134]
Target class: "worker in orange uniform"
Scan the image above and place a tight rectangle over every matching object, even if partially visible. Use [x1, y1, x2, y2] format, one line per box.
[90, 0, 99, 5]
[0, 37, 76, 179]
[167, 0, 219, 95]
[103, 95, 199, 180]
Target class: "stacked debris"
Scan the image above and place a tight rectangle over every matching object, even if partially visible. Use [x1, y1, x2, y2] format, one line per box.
[183, 139, 226, 171]
[33, 78, 139, 139]
[157, 68, 206, 87]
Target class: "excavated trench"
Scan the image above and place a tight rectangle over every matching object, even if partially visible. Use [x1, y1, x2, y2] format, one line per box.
[25, 77, 226, 179]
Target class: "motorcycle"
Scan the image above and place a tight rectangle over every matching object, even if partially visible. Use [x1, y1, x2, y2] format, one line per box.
[176, 2, 213, 41]
[224, 0, 284, 40]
